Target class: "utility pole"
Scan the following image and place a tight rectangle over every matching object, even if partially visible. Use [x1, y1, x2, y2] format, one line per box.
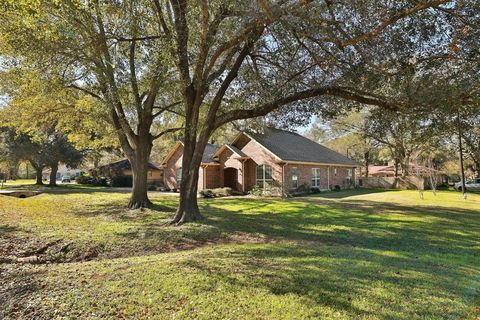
[457, 110, 467, 200]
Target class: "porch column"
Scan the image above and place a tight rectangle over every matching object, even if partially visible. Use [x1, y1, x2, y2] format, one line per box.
[203, 165, 207, 190]
[241, 159, 246, 193]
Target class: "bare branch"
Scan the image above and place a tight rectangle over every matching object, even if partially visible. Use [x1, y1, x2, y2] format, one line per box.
[340, 0, 450, 48]
[67, 84, 104, 101]
[152, 126, 185, 140]
[214, 86, 400, 128]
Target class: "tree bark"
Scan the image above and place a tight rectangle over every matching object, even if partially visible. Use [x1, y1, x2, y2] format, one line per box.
[35, 167, 44, 185]
[364, 150, 370, 177]
[171, 138, 206, 224]
[49, 163, 58, 186]
[394, 159, 400, 177]
[171, 160, 203, 224]
[127, 139, 153, 209]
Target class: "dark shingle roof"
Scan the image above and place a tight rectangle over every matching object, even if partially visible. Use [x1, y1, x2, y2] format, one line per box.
[202, 143, 220, 163]
[99, 159, 162, 170]
[245, 128, 358, 166]
[226, 144, 248, 157]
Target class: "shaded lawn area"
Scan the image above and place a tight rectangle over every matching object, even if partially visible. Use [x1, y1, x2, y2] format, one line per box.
[0, 179, 112, 193]
[0, 190, 479, 319]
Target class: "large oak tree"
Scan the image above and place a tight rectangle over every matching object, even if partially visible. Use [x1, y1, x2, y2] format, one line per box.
[1, 0, 475, 222]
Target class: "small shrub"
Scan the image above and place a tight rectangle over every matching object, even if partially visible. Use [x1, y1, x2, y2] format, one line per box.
[111, 175, 133, 187]
[199, 189, 215, 198]
[436, 183, 449, 190]
[76, 174, 93, 185]
[93, 177, 108, 186]
[249, 183, 282, 197]
[249, 185, 264, 196]
[147, 185, 156, 191]
[333, 185, 341, 191]
[75, 174, 108, 186]
[310, 187, 321, 193]
[199, 187, 235, 198]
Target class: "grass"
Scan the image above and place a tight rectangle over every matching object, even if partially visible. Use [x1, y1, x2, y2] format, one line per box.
[0, 179, 110, 191]
[1, 189, 479, 319]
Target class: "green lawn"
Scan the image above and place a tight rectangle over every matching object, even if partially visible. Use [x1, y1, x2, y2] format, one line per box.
[0, 179, 110, 191]
[1, 189, 479, 319]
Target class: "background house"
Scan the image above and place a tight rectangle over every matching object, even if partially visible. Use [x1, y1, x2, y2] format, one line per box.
[42, 164, 84, 181]
[93, 159, 164, 185]
[162, 128, 358, 193]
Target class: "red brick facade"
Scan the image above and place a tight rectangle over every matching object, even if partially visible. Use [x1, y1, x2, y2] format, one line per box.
[162, 134, 356, 193]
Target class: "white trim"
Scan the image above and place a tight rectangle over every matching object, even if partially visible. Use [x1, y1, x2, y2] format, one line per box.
[212, 144, 249, 159]
[161, 141, 184, 166]
[311, 167, 321, 188]
[327, 166, 330, 189]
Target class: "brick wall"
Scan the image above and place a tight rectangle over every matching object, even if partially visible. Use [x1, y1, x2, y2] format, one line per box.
[284, 164, 355, 191]
[204, 166, 221, 189]
[238, 139, 283, 191]
[218, 148, 245, 191]
[164, 145, 183, 190]
[122, 168, 163, 185]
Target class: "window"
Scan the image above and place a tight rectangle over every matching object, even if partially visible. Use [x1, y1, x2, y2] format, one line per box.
[176, 167, 182, 184]
[291, 167, 298, 189]
[347, 169, 353, 185]
[312, 168, 321, 187]
[256, 164, 273, 188]
[148, 170, 153, 177]
[334, 168, 337, 176]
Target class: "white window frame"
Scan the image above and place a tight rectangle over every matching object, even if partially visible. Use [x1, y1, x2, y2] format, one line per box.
[347, 168, 353, 185]
[312, 168, 321, 187]
[291, 167, 298, 189]
[176, 167, 182, 184]
[256, 164, 273, 188]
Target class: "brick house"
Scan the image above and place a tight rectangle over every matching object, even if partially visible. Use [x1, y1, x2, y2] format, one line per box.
[162, 128, 358, 193]
[94, 159, 164, 184]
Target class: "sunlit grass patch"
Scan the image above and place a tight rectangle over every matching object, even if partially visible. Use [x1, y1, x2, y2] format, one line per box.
[1, 189, 479, 319]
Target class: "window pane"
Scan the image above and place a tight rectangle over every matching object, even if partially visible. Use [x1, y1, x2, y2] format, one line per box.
[265, 165, 272, 180]
[291, 167, 298, 179]
[176, 167, 182, 183]
[256, 165, 263, 180]
[312, 168, 320, 187]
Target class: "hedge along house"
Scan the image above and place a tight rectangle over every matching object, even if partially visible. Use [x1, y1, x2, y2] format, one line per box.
[162, 128, 358, 194]
[94, 159, 164, 185]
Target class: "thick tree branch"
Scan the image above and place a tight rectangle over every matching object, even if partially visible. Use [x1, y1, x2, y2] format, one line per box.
[152, 126, 185, 140]
[340, 0, 450, 47]
[214, 86, 400, 128]
[67, 84, 104, 101]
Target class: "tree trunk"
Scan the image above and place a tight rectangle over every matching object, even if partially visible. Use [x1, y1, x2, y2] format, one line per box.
[49, 163, 58, 186]
[171, 139, 205, 224]
[8, 160, 20, 180]
[394, 159, 399, 177]
[35, 167, 43, 185]
[127, 140, 153, 209]
[171, 163, 202, 224]
[364, 151, 370, 178]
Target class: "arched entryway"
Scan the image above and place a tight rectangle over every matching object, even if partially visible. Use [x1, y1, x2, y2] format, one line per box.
[224, 167, 238, 190]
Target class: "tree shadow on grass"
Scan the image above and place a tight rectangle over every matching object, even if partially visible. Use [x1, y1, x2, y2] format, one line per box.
[177, 242, 473, 319]
[0, 267, 48, 319]
[299, 188, 396, 199]
[179, 197, 479, 318]
[197, 197, 480, 258]
[0, 224, 20, 236]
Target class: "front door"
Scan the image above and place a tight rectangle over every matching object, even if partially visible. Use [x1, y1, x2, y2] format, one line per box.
[224, 167, 238, 190]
